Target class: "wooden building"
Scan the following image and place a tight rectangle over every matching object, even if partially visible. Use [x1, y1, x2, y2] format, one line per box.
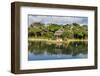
[54, 29, 64, 42]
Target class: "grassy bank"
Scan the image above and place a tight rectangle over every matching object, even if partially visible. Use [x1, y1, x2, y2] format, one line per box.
[28, 37, 88, 43]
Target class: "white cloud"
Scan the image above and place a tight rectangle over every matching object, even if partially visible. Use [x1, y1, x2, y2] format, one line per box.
[28, 15, 88, 26]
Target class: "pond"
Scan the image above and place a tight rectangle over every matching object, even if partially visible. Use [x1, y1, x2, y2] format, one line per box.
[28, 41, 88, 61]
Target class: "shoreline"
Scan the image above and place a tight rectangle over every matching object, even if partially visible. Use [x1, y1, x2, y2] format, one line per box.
[28, 38, 88, 43]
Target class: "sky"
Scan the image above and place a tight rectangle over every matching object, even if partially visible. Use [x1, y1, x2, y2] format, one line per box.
[28, 15, 88, 26]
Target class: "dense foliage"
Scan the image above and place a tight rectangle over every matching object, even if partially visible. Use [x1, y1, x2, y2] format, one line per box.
[28, 22, 88, 40]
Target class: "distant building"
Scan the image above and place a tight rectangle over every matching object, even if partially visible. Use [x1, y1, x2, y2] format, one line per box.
[54, 29, 64, 42]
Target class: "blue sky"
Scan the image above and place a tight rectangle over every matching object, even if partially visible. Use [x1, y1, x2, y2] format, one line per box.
[28, 15, 88, 26]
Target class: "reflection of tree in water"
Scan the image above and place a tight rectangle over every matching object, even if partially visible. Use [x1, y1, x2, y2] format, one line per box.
[69, 41, 88, 56]
[28, 41, 88, 56]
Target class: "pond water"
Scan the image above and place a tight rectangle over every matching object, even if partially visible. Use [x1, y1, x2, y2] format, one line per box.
[28, 41, 88, 61]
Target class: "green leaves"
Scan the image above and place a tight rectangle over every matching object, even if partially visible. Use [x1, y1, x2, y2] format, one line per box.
[28, 22, 88, 39]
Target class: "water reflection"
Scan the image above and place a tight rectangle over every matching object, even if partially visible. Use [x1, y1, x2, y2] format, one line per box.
[28, 41, 88, 60]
